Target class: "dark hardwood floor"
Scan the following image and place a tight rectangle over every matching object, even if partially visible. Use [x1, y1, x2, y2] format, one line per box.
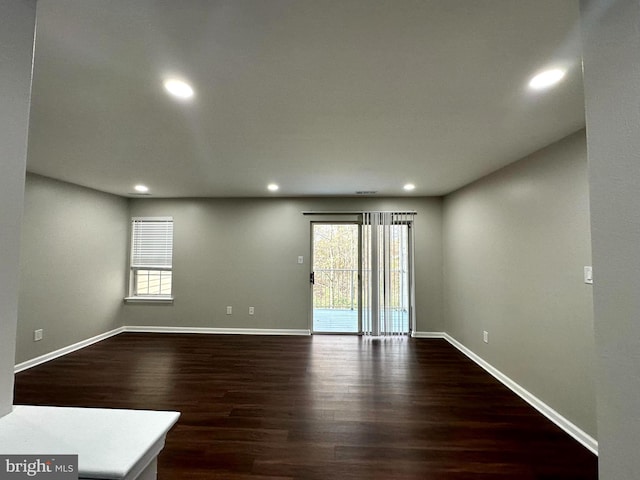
[13, 333, 598, 479]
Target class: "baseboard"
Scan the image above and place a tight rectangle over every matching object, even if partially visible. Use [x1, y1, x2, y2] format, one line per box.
[14, 327, 125, 373]
[411, 331, 446, 338]
[123, 326, 311, 336]
[441, 333, 598, 455]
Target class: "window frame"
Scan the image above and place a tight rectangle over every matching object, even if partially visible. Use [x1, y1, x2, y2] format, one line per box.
[125, 216, 174, 304]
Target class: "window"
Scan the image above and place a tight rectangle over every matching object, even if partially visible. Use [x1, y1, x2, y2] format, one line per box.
[128, 217, 173, 300]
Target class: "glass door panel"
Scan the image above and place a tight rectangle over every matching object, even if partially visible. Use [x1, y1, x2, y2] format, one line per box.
[312, 223, 359, 333]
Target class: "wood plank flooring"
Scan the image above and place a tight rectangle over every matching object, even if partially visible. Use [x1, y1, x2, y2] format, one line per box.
[13, 333, 598, 479]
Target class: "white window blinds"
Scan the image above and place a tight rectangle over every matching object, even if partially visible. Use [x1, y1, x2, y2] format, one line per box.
[131, 217, 174, 268]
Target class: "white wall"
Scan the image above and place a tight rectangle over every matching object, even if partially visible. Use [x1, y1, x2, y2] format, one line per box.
[0, 0, 36, 417]
[443, 130, 596, 437]
[16, 174, 129, 364]
[581, 0, 640, 477]
[121, 196, 443, 332]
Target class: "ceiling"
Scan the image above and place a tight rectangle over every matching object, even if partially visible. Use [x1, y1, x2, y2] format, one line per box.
[26, 0, 585, 198]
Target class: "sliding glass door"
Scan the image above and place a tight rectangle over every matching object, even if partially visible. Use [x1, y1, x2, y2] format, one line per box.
[311, 223, 360, 333]
[310, 214, 414, 336]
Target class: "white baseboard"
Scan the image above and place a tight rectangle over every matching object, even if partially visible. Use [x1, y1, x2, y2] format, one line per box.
[14, 327, 125, 373]
[440, 332, 598, 455]
[411, 331, 446, 338]
[123, 326, 311, 336]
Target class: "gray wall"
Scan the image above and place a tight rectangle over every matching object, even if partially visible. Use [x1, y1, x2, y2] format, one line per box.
[121, 197, 443, 332]
[581, 0, 640, 477]
[443, 130, 596, 436]
[16, 174, 128, 364]
[0, 0, 36, 417]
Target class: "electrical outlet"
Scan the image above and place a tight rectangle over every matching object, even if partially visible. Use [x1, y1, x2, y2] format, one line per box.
[483, 330, 489, 344]
[34, 329, 43, 342]
[226, 306, 232, 315]
[249, 307, 255, 315]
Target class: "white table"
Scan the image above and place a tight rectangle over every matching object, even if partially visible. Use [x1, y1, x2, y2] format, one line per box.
[0, 405, 180, 479]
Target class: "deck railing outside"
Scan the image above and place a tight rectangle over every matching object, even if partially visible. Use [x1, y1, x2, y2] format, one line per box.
[313, 268, 358, 310]
[313, 268, 409, 310]
[313, 268, 410, 333]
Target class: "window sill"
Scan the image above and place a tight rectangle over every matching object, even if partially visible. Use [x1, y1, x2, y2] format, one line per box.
[124, 296, 174, 305]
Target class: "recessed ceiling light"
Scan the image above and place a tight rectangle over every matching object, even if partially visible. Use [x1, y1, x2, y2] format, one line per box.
[267, 183, 279, 192]
[528, 68, 566, 90]
[403, 183, 416, 191]
[163, 79, 194, 99]
[134, 184, 149, 193]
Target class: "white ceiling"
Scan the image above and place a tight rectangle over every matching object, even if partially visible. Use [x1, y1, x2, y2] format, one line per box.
[26, 0, 585, 198]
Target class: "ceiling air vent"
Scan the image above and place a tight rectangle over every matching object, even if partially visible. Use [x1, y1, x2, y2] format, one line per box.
[356, 191, 377, 195]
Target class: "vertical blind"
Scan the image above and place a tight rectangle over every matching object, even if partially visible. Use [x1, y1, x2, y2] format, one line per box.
[130, 217, 174, 268]
[362, 211, 416, 336]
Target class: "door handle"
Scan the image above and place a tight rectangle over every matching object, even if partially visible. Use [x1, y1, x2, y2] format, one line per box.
[310, 272, 315, 285]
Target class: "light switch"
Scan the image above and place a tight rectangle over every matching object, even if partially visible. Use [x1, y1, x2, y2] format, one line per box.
[584, 266, 593, 285]
[298, 256, 304, 264]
